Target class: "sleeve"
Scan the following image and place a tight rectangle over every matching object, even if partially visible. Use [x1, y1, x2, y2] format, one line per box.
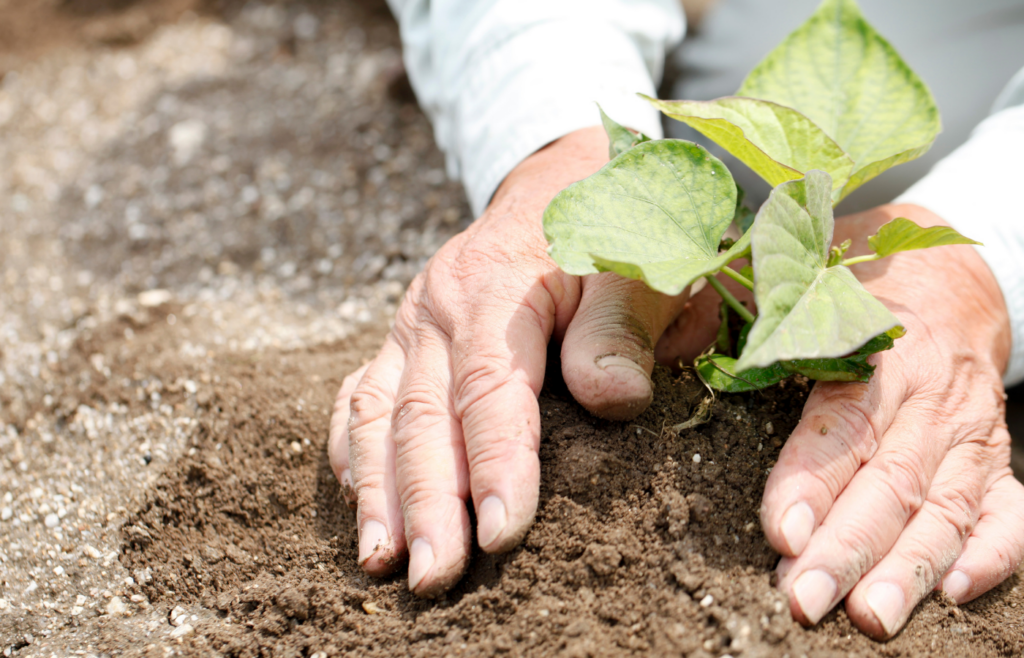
[895, 67, 1024, 386]
[385, 0, 687, 216]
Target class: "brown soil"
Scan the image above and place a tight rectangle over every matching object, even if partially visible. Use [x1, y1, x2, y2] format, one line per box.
[113, 329, 1023, 657]
[1, 0, 1022, 655]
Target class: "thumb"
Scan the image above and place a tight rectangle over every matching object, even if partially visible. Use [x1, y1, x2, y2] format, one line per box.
[561, 272, 690, 421]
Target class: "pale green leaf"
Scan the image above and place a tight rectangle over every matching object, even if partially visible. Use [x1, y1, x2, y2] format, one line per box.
[646, 96, 853, 191]
[738, 0, 940, 201]
[543, 140, 742, 296]
[867, 216, 982, 258]
[782, 330, 897, 382]
[735, 170, 901, 372]
[599, 105, 651, 159]
[696, 354, 788, 393]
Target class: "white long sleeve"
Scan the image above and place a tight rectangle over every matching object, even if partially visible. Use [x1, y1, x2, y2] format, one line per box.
[385, 0, 686, 216]
[897, 68, 1024, 386]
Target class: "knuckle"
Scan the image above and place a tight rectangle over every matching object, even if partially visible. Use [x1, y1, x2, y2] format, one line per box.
[398, 485, 464, 522]
[392, 385, 451, 440]
[468, 432, 535, 476]
[454, 356, 517, 419]
[349, 380, 393, 432]
[806, 385, 880, 462]
[352, 470, 386, 499]
[867, 451, 929, 518]
[929, 483, 980, 545]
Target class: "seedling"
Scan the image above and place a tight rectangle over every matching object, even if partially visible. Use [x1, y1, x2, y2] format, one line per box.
[543, 0, 979, 392]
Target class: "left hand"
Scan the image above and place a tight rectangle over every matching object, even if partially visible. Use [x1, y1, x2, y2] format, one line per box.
[747, 203, 1024, 638]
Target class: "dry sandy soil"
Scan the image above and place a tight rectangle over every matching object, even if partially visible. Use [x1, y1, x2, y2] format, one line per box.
[1, 1, 1022, 657]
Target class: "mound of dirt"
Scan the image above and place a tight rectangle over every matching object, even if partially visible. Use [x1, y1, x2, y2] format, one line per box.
[118, 349, 1024, 657]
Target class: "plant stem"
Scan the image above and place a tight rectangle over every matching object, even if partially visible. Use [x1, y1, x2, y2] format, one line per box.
[721, 266, 754, 291]
[705, 275, 755, 324]
[841, 253, 882, 267]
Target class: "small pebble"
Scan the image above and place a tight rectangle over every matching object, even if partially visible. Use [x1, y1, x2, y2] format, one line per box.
[106, 597, 127, 616]
[692, 453, 701, 464]
[138, 289, 173, 307]
[361, 601, 384, 615]
[82, 545, 102, 559]
[765, 421, 774, 435]
[700, 594, 714, 608]
[44, 513, 59, 528]
[0, 507, 11, 521]
[169, 623, 194, 639]
[170, 606, 187, 626]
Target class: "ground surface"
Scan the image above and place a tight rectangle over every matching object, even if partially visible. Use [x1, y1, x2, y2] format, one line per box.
[0, 1, 1022, 657]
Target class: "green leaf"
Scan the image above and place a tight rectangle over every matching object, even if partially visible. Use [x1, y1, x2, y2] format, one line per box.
[737, 0, 940, 201]
[544, 140, 745, 296]
[735, 170, 902, 372]
[697, 354, 788, 393]
[867, 217, 982, 258]
[783, 329, 898, 381]
[599, 104, 651, 159]
[700, 327, 902, 390]
[646, 96, 853, 192]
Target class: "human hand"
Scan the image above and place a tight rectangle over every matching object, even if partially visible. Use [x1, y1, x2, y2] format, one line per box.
[327, 127, 693, 595]
[754, 204, 1024, 638]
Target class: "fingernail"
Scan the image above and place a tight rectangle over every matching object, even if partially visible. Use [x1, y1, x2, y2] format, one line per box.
[791, 569, 837, 625]
[942, 570, 972, 603]
[780, 502, 815, 555]
[865, 581, 905, 636]
[595, 354, 647, 377]
[407, 538, 434, 592]
[357, 520, 389, 565]
[477, 496, 507, 549]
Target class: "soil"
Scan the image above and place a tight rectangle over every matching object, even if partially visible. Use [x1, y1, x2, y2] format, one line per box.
[1, 0, 1022, 657]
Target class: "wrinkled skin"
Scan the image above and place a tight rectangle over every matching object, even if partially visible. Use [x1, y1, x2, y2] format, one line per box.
[329, 127, 1024, 636]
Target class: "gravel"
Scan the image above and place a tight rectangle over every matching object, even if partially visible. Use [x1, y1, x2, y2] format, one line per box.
[0, 2, 469, 655]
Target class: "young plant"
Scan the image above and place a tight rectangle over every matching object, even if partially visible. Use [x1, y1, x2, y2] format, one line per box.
[543, 0, 979, 392]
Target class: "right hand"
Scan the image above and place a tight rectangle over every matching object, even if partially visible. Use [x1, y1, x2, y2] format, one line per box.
[327, 126, 700, 595]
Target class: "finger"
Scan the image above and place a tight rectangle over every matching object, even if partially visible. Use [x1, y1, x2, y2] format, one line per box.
[777, 399, 953, 626]
[655, 275, 748, 366]
[760, 368, 902, 558]
[448, 281, 554, 554]
[941, 466, 1024, 604]
[843, 437, 992, 638]
[329, 363, 370, 506]
[561, 272, 690, 421]
[390, 318, 472, 597]
[347, 337, 406, 575]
